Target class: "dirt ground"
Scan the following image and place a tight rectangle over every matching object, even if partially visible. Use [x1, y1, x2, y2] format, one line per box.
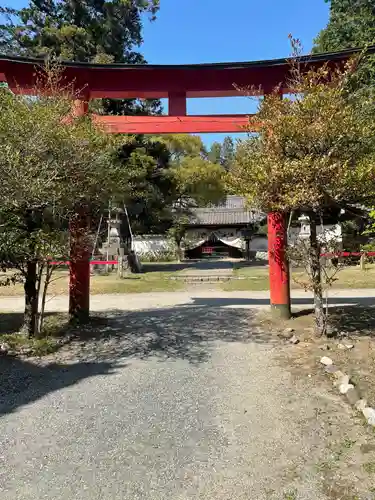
[257, 307, 375, 499]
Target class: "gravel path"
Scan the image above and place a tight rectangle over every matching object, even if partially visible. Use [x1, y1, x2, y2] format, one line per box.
[1, 288, 375, 313]
[1, 292, 375, 499]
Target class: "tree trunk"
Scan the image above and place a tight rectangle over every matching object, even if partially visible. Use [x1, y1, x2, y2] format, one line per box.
[38, 262, 52, 337]
[24, 260, 38, 338]
[23, 208, 39, 338]
[309, 217, 325, 336]
[36, 262, 44, 338]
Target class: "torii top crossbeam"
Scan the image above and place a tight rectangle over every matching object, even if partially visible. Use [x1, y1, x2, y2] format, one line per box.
[0, 45, 373, 134]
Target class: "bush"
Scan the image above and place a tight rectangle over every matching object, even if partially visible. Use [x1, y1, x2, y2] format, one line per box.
[139, 250, 177, 263]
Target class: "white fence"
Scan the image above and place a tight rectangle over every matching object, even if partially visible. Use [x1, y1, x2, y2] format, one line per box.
[133, 235, 176, 258]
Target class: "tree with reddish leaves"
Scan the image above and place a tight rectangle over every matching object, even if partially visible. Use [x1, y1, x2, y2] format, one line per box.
[229, 41, 375, 335]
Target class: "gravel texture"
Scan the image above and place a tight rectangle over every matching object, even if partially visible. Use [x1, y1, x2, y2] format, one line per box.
[1, 294, 375, 499]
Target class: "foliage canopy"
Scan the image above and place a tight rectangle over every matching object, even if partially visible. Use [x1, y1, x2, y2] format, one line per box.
[229, 57, 375, 213]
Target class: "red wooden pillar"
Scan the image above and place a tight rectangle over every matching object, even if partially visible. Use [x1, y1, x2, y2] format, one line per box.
[268, 212, 291, 318]
[69, 97, 90, 322]
[69, 208, 90, 321]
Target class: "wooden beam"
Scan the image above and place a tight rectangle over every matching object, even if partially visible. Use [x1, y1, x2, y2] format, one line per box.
[1, 47, 366, 99]
[93, 114, 257, 134]
[168, 91, 187, 116]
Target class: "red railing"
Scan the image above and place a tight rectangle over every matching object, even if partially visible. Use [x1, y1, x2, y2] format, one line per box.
[320, 252, 375, 258]
[50, 260, 118, 266]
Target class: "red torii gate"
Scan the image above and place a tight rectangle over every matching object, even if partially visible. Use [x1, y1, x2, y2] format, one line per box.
[0, 46, 366, 319]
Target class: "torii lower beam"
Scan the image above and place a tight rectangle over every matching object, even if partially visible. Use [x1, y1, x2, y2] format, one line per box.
[94, 114, 256, 134]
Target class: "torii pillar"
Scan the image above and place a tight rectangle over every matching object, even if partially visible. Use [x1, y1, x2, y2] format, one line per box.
[265, 88, 291, 318]
[267, 212, 291, 318]
[69, 98, 91, 322]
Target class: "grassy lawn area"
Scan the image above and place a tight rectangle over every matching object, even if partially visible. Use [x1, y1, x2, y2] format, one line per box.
[0, 268, 183, 296]
[2, 261, 375, 296]
[222, 263, 375, 291]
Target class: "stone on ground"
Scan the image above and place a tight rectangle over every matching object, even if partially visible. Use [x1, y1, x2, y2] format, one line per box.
[320, 356, 333, 366]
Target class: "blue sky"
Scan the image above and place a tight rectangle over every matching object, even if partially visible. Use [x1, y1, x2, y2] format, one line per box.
[5, 0, 330, 146]
[141, 0, 330, 146]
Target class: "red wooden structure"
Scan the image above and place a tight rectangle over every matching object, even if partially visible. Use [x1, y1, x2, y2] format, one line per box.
[1, 45, 369, 319]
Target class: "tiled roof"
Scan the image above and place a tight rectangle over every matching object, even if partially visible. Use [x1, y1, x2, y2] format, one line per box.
[189, 197, 265, 226]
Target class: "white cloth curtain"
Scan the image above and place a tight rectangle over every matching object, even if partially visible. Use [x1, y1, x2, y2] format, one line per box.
[183, 228, 212, 250]
[216, 236, 244, 249]
[183, 229, 246, 251]
[213, 230, 244, 250]
[183, 239, 206, 250]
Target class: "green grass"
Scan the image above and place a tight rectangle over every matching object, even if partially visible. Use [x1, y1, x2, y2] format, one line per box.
[3, 261, 375, 296]
[363, 462, 375, 474]
[0, 332, 58, 356]
[90, 272, 183, 294]
[222, 266, 270, 291]
[0, 313, 70, 356]
[0, 269, 183, 296]
[283, 490, 297, 500]
[222, 263, 375, 292]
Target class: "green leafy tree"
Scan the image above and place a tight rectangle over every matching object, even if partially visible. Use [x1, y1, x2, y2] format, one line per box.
[206, 136, 235, 170]
[229, 46, 375, 335]
[0, 68, 126, 336]
[167, 215, 190, 262]
[160, 134, 206, 160]
[313, 1, 375, 85]
[117, 136, 174, 234]
[314, 0, 375, 52]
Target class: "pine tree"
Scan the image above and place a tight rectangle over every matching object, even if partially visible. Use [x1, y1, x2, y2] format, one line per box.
[0, 1, 159, 62]
[221, 136, 235, 171]
[0, 0, 162, 114]
[208, 142, 222, 164]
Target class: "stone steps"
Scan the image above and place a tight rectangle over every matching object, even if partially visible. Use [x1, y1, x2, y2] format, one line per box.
[169, 275, 233, 283]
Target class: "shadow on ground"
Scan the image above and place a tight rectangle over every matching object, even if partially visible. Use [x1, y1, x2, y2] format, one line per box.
[142, 261, 192, 273]
[328, 305, 375, 336]
[0, 312, 66, 335]
[0, 303, 270, 416]
[2, 293, 375, 417]
[0, 356, 115, 417]
[70, 305, 271, 364]
[188, 296, 375, 338]
[233, 259, 268, 269]
[189, 296, 375, 308]
[0, 312, 24, 334]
